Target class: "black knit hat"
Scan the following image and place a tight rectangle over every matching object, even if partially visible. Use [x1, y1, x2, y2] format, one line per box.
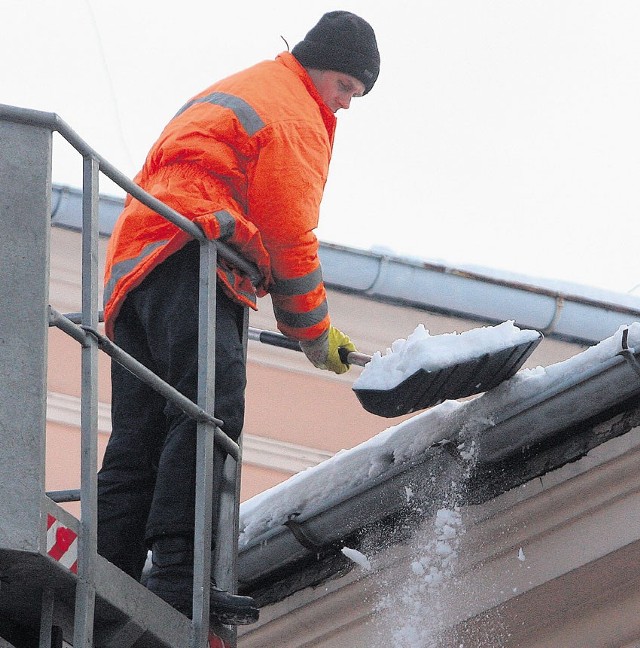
[292, 11, 380, 95]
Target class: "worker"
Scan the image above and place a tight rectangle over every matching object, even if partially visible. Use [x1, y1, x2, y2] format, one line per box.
[97, 10, 380, 626]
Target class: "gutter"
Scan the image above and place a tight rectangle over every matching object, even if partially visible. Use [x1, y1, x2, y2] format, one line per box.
[237, 335, 640, 594]
[51, 183, 123, 235]
[319, 243, 640, 346]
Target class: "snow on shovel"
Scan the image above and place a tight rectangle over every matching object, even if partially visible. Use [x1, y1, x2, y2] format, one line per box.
[248, 321, 542, 418]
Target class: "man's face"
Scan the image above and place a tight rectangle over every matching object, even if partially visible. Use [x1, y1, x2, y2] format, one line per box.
[307, 69, 366, 113]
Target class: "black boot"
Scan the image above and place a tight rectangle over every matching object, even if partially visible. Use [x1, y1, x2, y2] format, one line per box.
[209, 584, 259, 626]
[146, 536, 194, 617]
[147, 536, 259, 625]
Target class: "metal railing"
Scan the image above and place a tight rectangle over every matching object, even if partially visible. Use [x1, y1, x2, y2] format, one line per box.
[0, 103, 257, 648]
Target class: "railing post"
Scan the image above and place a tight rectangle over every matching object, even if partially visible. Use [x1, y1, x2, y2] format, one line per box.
[73, 155, 100, 646]
[212, 309, 249, 648]
[0, 119, 51, 551]
[191, 239, 218, 648]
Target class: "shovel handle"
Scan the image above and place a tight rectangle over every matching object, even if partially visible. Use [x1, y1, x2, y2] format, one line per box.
[338, 346, 371, 368]
[248, 327, 371, 367]
[248, 327, 302, 351]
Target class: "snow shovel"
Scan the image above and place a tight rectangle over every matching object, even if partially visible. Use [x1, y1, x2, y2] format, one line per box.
[248, 326, 542, 418]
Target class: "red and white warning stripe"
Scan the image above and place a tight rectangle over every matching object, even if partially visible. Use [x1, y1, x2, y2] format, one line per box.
[208, 634, 231, 648]
[46, 514, 78, 574]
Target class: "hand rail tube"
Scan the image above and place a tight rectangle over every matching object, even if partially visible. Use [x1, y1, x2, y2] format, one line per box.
[47, 489, 82, 503]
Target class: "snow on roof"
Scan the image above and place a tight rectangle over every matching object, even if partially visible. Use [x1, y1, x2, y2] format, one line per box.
[238, 321, 640, 550]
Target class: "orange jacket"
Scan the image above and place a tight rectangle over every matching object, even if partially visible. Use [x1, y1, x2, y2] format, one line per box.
[103, 52, 337, 341]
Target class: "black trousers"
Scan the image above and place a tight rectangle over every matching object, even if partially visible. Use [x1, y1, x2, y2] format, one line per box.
[97, 241, 247, 580]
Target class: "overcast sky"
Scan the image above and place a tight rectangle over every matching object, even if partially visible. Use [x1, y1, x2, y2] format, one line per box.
[3, 1, 640, 295]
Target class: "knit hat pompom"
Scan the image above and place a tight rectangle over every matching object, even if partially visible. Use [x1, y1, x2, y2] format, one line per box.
[292, 11, 380, 95]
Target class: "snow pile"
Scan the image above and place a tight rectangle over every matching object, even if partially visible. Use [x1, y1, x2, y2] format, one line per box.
[353, 321, 541, 390]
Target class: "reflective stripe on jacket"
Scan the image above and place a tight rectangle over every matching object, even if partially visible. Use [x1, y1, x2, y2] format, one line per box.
[103, 52, 337, 341]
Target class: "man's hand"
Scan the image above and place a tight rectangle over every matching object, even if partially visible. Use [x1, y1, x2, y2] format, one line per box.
[300, 326, 357, 374]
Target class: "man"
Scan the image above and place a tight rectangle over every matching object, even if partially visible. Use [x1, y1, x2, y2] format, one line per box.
[97, 10, 380, 626]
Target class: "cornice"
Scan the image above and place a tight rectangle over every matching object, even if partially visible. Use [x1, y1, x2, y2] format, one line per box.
[46, 391, 332, 474]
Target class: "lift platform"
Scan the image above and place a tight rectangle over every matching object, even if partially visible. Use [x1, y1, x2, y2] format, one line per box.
[0, 499, 193, 647]
[0, 107, 251, 647]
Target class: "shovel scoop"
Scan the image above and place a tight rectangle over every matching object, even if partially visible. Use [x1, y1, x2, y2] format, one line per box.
[248, 323, 542, 418]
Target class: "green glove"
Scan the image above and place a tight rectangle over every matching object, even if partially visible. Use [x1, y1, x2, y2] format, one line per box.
[300, 326, 357, 375]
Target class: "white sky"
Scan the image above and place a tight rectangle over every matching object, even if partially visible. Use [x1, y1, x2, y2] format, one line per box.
[4, 1, 640, 294]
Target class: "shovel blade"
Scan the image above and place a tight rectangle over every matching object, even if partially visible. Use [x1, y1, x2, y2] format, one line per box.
[353, 333, 542, 417]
